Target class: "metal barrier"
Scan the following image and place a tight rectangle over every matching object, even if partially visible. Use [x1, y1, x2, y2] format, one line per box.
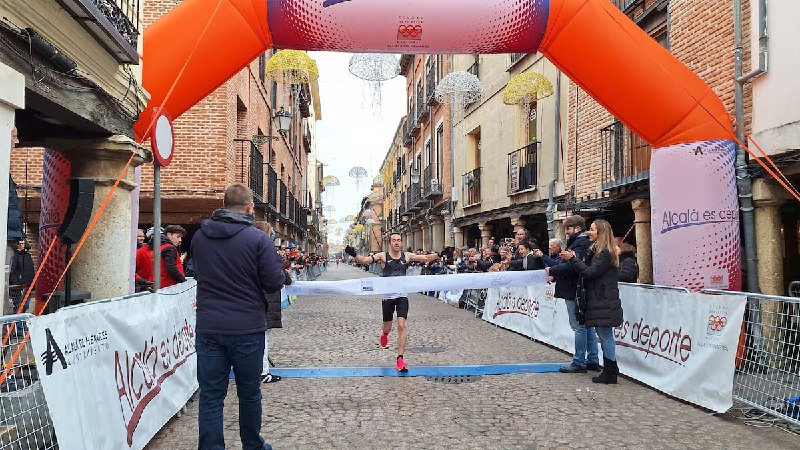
[702, 289, 800, 426]
[0, 313, 57, 449]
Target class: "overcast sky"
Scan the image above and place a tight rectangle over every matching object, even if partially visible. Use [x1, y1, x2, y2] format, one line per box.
[311, 52, 406, 243]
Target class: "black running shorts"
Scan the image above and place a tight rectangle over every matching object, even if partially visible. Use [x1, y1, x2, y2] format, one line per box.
[381, 297, 409, 322]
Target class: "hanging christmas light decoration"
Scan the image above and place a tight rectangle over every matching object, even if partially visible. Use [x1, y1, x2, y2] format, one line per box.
[265, 50, 320, 85]
[349, 166, 368, 190]
[435, 71, 485, 111]
[323, 205, 336, 215]
[348, 53, 400, 114]
[503, 72, 554, 106]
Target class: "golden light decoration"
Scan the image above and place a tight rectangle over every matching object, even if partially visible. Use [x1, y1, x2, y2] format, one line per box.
[503, 72, 554, 105]
[354, 224, 365, 232]
[265, 50, 319, 85]
[344, 215, 356, 222]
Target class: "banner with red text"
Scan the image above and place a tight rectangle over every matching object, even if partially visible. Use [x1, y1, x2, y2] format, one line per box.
[483, 284, 746, 412]
[29, 281, 198, 450]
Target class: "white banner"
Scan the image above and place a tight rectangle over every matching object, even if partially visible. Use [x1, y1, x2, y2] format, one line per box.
[483, 284, 746, 412]
[286, 270, 547, 297]
[29, 281, 198, 450]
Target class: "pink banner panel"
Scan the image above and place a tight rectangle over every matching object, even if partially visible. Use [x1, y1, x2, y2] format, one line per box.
[36, 149, 70, 313]
[267, 0, 549, 53]
[650, 141, 741, 292]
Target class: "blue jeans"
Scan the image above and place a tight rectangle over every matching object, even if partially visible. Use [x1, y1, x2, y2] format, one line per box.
[565, 300, 599, 367]
[596, 327, 617, 361]
[196, 333, 272, 450]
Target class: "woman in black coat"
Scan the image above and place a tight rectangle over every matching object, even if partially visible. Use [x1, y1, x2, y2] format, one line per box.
[557, 219, 623, 384]
[255, 221, 285, 383]
[617, 243, 639, 283]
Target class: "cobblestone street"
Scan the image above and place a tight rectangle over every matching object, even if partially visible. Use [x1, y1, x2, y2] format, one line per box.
[147, 266, 800, 449]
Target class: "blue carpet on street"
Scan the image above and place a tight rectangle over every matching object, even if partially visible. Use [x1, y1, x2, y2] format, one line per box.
[232, 363, 562, 379]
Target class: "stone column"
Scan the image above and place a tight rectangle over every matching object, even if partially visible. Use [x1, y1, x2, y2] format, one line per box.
[421, 223, 429, 252]
[753, 179, 788, 295]
[430, 217, 444, 251]
[510, 215, 526, 232]
[752, 179, 789, 360]
[631, 199, 653, 284]
[0, 63, 25, 308]
[49, 136, 150, 301]
[453, 226, 464, 249]
[479, 223, 493, 248]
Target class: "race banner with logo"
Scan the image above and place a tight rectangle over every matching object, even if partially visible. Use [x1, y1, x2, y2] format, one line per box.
[483, 284, 746, 412]
[29, 281, 198, 450]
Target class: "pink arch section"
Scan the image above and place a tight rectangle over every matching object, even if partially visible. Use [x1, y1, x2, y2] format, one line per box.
[135, 0, 740, 290]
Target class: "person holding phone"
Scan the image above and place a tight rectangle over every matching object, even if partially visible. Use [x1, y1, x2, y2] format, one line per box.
[555, 219, 624, 384]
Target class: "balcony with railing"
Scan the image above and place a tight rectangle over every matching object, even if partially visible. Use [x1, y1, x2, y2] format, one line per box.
[611, 0, 640, 12]
[507, 142, 538, 195]
[423, 164, 443, 199]
[407, 183, 423, 212]
[462, 167, 482, 207]
[416, 85, 428, 121]
[426, 62, 438, 105]
[267, 165, 278, 210]
[398, 196, 407, 216]
[410, 109, 420, 132]
[509, 53, 526, 67]
[60, 0, 140, 63]
[279, 182, 288, 217]
[601, 121, 651, 190]
[403, 119, 412, 145]
[246, 142, 265, 203]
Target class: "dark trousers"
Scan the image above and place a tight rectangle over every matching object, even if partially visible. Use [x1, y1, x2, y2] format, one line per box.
[196, 332, 272, 450]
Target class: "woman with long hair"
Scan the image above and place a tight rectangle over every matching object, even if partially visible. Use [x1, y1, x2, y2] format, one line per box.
[556, 219, 623, 384]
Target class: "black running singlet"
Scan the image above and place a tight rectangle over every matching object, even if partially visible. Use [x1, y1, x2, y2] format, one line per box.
[381, 251, 407, 299]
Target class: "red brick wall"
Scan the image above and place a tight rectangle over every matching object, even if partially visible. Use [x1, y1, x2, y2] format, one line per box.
[565, 0, 751, 203]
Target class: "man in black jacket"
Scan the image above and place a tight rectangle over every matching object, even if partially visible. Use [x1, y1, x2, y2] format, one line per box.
[9, 240, 35, 313]
[547, 215, 600, 373]
[191, 184, 290, 450]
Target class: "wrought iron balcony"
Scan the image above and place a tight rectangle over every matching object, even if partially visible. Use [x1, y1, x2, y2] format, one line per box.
[407, 183, 424, 211]
[423, 164, 443, 199]
[279, 182, 288, 217]
[267, 165, 278, 210]
[601, 121, 651, 191]
[611, 0, 641, 13]
[426, 63, 438, 105]
[416, 86, 429, 120]
[462, 167, 482, 207]
[509, 53, 526, 67]
[57, 0, 140, 63]
[507, 142, 538, 195]
[249, 143, 264, 203]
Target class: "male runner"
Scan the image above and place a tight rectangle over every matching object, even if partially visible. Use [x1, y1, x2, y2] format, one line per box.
[345, 233, 441, 371]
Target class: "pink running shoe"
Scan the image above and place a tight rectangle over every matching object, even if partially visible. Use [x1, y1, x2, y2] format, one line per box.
[379, 332, 389, 348]
[395, 356, 409, 372]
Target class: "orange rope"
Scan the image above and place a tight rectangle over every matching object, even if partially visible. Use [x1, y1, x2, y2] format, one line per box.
[0, 152, 136, 386]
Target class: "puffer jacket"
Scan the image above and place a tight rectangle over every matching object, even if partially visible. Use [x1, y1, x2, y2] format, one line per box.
[569, 247, 623, 327]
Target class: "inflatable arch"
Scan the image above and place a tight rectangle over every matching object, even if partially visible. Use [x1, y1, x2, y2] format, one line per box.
[136, 0, 740, 291]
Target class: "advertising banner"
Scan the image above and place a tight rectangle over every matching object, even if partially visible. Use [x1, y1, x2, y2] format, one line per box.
[29, 281, 198, 449]
[650, 140, 741, 291]
[483, 284, 746, 412]
[267, 0, 550, 53]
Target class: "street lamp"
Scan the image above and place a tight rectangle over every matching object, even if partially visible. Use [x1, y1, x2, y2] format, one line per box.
[410, 168, 420, 184]
[275, 106, 292, 133]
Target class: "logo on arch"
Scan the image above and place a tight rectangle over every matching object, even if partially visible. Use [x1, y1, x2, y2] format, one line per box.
[397, 24, 423, 40]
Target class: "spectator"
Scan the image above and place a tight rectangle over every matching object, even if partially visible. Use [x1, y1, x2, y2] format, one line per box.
[136, 228, 145, 248]
[617, 242, 639, 283]
[9, 239, 34, 312]
[557, 219, 623, 384]
[548, 215, 599, 374]
[489, 246, 513, 272]
[191, 183, 289, 449]
[508, 240, 544, 271]
[159, 225, 186, 288]
[254, 221, 285, 384]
